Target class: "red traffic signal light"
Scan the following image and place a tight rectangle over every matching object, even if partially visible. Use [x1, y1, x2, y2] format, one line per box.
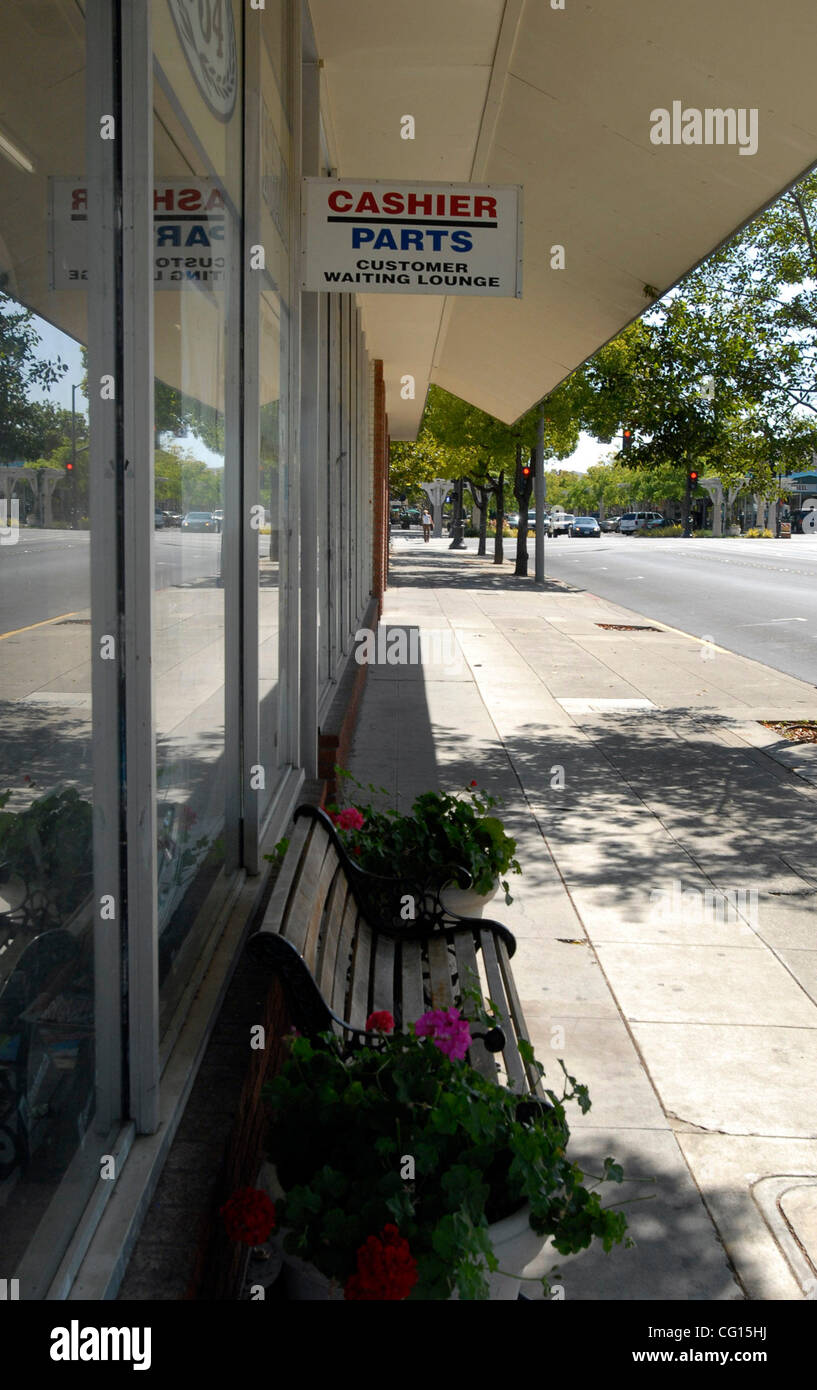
[622, 429, 633, 453]
[688, 469, 698, 484]
[65, 462, 74, 472]
[521, 463, 531, 478]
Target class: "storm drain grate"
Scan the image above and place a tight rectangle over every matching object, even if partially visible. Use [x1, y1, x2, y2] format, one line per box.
[56, 619, 91, 625]
[596, 623, 660, 632]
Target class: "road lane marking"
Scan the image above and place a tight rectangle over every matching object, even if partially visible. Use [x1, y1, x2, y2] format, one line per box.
[0, 610, 85, 642]
[738, 618, 808, 627]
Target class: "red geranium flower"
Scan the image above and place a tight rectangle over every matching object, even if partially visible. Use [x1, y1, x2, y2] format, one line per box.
[220, 1187, 276, 1245]
[470, 780, 478, 787]
[344, 1225, 417, 1300]
[365, 1010, 395, 1033]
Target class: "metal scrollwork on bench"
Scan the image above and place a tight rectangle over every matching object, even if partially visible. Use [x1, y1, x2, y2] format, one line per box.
[292, 804, 517, 955]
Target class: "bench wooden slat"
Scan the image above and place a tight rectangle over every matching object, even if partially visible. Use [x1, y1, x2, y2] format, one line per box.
[283, 823, 333, 957]
[497, 937, 546, 1097]
[399, 938, 425, 1029]
[260, 816, 311, 937]
[301, 846, 342, 974]
[372, 933, 395, 1015]
[347, 919, 372, 1029]
[480, 932, 526, 1091]
[452, 928, 498, 1082]
[330, 893, 359, 1020]
[318, 877, 351, 1000]
[427, 933, 455, 1010]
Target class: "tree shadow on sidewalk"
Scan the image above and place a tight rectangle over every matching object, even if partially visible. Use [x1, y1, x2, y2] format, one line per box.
[388, 548, 578, 593]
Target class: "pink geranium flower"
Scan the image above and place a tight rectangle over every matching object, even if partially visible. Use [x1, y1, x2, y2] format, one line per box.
[414, 1007, 472, 1061]
[336, 807, 365, 832]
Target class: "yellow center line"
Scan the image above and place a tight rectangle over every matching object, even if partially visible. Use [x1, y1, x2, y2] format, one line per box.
[0, 610, 86, 642]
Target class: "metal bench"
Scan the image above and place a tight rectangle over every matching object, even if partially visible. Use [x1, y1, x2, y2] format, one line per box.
[247, 804, 543, 1094]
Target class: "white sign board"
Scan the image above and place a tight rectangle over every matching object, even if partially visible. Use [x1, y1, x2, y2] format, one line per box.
[301, 178, 522, 297]
[49, 178, 230, 290]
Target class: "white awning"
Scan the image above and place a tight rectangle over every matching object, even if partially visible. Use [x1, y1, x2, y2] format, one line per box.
[309, 0, 817, 436]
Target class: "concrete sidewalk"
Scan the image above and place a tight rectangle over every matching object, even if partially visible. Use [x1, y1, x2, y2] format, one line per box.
[347, 541, 817, 1301]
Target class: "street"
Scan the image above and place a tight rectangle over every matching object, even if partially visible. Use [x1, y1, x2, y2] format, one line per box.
[540, 534, 817, 684]
[0, 529, 221, 637]
[391, 532, 817, 687]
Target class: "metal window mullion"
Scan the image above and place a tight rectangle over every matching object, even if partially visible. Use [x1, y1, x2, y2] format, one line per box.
[341, 294, 351, 653]
[86, 0, 123, 1137]
[328, 294, 341, 679]
[281, 0, 303, 771]
[351, 304, 359, 631]
[120, 0, 159, 1134]
[318, 292, 330, 692]
[358, 316, 367, 616]
[299, 56, 321, 776]
[241, 24, 262, 870]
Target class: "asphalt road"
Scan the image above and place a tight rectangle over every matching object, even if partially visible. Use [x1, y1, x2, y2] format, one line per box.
[538, 533, 817, 686]
[0, 528, 221, 637]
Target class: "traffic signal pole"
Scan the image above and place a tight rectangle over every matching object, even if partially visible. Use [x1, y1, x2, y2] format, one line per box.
[683, 468, 698, 537]
[534, 402, 545, 585]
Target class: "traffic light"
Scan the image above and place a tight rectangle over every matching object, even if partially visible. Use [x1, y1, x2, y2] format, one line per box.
[622, 429, 633, 454]
[688, 469, 699, 486]
[521, 461, 531, 479]
[65, 461, 74, 473]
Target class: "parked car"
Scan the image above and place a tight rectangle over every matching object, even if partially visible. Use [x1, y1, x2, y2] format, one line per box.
[212, 509, 224, 532]
[161, 510, 183, 527]
[600, 516, 621, 532]
[154, 508, 164, 529]
[619, 510, 665, 533]
[549, 513, 575, 537]
[181, 511, 218, 532]
[569, 515, 601, 538]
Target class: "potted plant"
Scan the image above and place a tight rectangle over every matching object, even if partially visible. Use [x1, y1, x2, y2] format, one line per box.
[327, 770, 522, 911]
[232, 1001, 630, 1301]
[0, 783, 93, 930]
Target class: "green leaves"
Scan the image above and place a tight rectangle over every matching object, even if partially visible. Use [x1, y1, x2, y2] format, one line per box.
[265, 1022, 630, 1299]
[330, 778, 523, 902]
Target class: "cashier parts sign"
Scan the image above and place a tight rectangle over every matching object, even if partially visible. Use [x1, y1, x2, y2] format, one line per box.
[49, 178, 230, 290]
[301, 179, 522, 297]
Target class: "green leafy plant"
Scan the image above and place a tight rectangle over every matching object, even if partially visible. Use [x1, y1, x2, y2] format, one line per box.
[263, 997, 631, 1300]
[0, 784, 92, 918]
[329, 769, 522, 903]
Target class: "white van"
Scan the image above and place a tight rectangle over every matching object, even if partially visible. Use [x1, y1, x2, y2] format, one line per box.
[619, 511, 664, 534]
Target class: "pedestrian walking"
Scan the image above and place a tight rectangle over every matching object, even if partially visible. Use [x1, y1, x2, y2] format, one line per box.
[421, 508, 432, 542]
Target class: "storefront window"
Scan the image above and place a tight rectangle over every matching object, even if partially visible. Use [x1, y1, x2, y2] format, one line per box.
[152, 0, 243, 1021]
[0, 1, 117, 1293]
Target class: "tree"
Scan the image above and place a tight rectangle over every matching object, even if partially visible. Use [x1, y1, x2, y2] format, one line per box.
[421, 385, 582, 568]
[0, 292, 69, 462]
[573, 167, 817, 500]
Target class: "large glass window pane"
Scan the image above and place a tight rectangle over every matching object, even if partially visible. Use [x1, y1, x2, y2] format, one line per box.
[151, 1, 243, 1022]
[0, 1, 116, 1292]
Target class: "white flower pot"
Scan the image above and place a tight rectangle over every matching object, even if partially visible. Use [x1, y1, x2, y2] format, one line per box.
[450, 1203, 547, 1301]
[440, 879, 499, 919]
